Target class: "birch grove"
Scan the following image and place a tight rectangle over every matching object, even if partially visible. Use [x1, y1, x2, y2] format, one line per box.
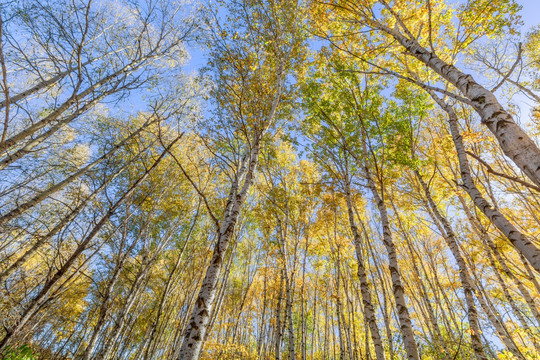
[1, 0, 540, 359]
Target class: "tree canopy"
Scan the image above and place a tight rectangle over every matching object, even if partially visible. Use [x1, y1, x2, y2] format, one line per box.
[1, 0, 540, 359]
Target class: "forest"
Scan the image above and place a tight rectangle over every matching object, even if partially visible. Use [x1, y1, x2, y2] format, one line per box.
[0, 0, 539, 359]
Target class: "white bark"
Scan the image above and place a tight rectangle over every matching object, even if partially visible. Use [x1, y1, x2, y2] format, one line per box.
[177, 137, 262, 360]
[0, 138, 178, 353]
[415, 170, 488, 360]
[364, 171, 420, 360]
[429, 91, 540, 273]
[375, 22, 540, 188]
[344, 178, 385, 360]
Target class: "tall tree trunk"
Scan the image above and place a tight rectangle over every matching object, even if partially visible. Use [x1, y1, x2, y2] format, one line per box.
[300, 235, 308, 360]
[0, 138, 177, 353]
[414, 170, 488, 360]
[372, 17, 540, 188]
[454, 191, 540, 327]
[284, 274, 296, 360]
[364, 171, 420, 360]
[142, 208, 200, 360]
[81, 215, 143, 360]
[427, 90, 540, 273]
[100, 256, 152, 360]
[275, 271, 284, 360]
[177, 134, 262, 360]
[0, 119, 155, 224]
[364, 227, 395, 360]
[343, 176, 385, 360]
[390, 197, 450, 358]
[466, 259, 526, 359]
[0, 139, 157, 283]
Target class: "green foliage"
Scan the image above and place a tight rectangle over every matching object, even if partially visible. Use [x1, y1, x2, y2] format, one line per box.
[2, 345, 38, 360]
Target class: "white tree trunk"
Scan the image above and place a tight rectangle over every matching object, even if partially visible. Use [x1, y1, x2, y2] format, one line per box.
[177, 139, 261, 360]
[344, 178, 386, 360]
[364, 172, 420, 360]
[376, 22, 540, 188]
[429, 91, 540, 273]
[415, 170, 488, 360]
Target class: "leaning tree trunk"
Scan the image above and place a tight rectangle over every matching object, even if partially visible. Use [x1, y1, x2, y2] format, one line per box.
[466, 257, 527, 359]
[0, 138, 157, 283]
[81, 217, 137, 360]
[142, 209, 200, 360]
[455, 191, 540, 327]
[415, 170, 488, 360]
[177, 136, 261, 360]
[364, 171, 420, 360]
[391, 198, 451, 357]
[343, 176, 386, 360]
[373, 18, 540, 188]
[427, 90, 540, 273]
[0, 118, 155, 224]
[0, 138, 177, 353]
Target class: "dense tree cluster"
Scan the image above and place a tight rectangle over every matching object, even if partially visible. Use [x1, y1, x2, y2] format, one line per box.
[0, 0, 539, 359]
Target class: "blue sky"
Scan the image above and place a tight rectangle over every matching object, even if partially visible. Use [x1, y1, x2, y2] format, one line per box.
[184, 0, 540, 71]
[181, 0, 540, 130]
[512, 0, 540, 132]
[518, 0, 540, 30]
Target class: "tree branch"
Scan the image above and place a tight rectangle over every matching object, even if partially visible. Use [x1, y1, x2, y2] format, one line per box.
[465, 150, 540, 193]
